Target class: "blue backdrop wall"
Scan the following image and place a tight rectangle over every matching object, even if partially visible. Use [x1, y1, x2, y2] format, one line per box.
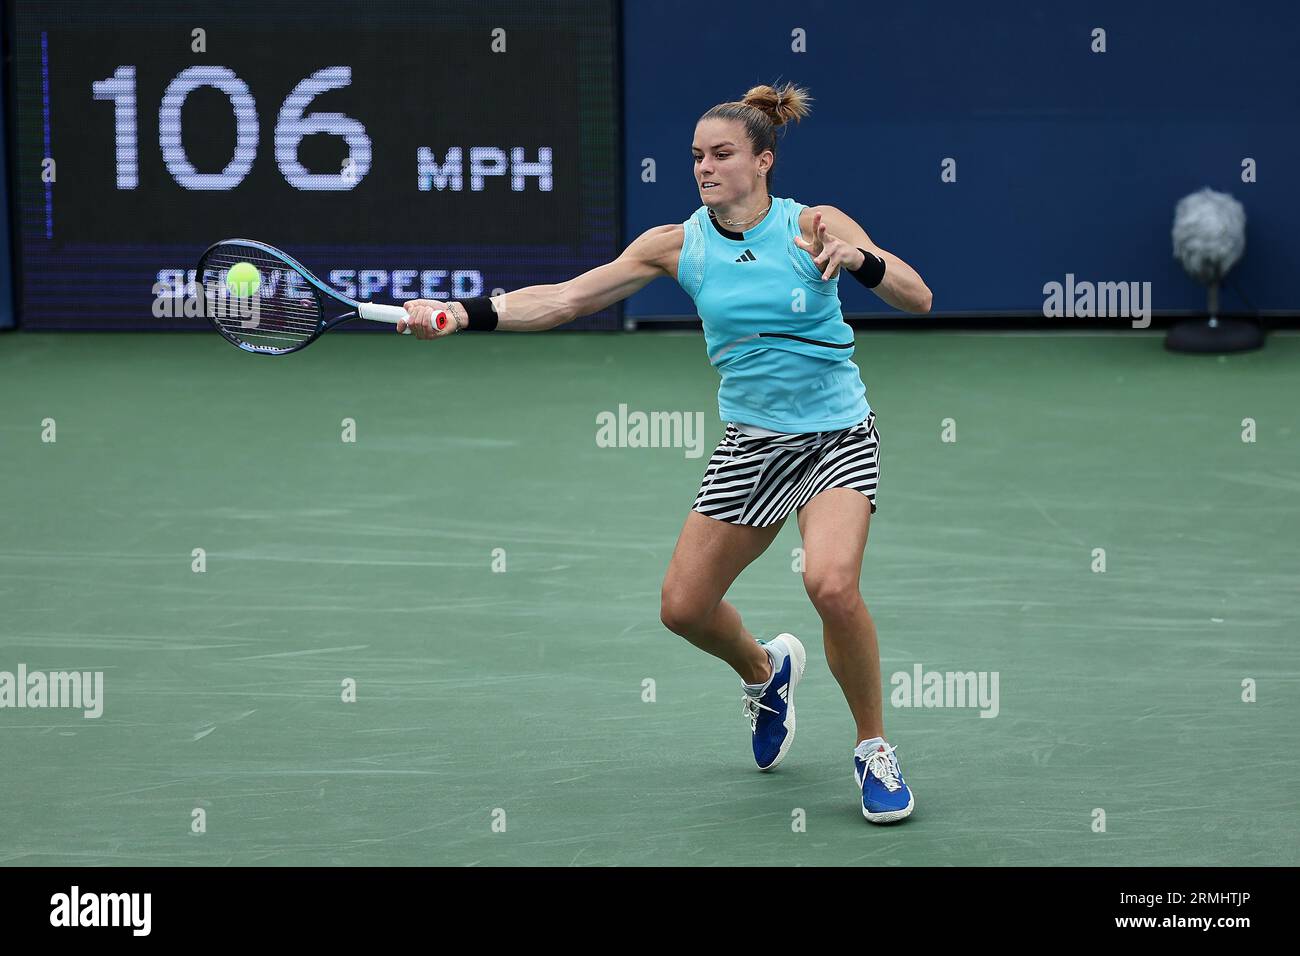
[0, 23, 14, 331]
[622, 0, 1300, 318]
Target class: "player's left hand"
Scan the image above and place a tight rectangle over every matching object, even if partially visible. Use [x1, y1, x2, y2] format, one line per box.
[793, 210, 865, 280]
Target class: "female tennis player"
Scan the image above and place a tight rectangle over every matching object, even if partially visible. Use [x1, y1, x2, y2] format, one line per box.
[399, 83, 932, 824]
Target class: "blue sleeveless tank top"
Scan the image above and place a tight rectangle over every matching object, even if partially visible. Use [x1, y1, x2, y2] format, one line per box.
[674, 196, 871, 432]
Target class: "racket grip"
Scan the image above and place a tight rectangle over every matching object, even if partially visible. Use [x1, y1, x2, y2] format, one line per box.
[358, 302, 409, 325]
[359, 302, 448, 335]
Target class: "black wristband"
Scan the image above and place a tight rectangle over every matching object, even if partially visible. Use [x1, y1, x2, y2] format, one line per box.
[850, 248, 886, 289]
[459, 296, 499, 331]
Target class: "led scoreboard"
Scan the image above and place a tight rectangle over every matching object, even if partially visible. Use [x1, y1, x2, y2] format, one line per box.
[6, 0, 621, 328]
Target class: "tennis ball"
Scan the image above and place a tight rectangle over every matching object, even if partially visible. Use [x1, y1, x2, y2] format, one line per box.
[226, 261, 261, 297]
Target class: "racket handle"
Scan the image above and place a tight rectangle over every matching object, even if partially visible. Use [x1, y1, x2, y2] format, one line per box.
[358, 302, 409, 325]
[358, 302, 449, 335]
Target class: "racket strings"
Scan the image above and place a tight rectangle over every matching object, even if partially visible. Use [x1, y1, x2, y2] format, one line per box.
[200, 244, 326, 353]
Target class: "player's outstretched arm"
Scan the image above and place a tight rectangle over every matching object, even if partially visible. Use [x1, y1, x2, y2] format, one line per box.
[399, 225, 682, 339]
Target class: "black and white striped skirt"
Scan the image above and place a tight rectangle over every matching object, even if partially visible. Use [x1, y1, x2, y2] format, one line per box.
[692, 412, 880, 527]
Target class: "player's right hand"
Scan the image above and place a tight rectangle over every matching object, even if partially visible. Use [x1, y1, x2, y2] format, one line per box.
[399, 300, 456, 339]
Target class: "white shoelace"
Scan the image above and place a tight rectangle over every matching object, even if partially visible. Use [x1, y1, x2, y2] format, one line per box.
[857, 743, 903, 792]
[741, 693, 778, 732]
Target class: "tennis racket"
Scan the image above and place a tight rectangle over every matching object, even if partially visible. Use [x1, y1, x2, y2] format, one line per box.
[196, 238, 447, 355]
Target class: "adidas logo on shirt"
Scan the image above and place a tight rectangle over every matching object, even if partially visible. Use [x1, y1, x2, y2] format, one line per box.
[734, 249, 757, 263]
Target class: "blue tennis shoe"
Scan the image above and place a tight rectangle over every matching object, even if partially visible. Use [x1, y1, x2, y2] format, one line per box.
[740, 633, 806, 771]
[853, 739, 915, 823]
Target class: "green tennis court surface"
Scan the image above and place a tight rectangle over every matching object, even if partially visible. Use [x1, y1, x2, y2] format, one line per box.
[1, 331, 1297, 866]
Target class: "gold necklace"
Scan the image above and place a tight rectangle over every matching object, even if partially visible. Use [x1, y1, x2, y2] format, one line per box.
[711, 195, 772, 228]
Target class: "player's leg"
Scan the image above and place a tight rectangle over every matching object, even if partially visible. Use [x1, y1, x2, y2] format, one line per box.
[665, 421, 816, 772]
[661, 509, 805, 772]
[659, 510, 783, 685]
[798, 486, 913, 821]
[795, 488, 880, 741]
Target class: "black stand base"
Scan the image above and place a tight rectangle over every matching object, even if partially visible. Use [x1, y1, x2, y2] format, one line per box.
[1165, 317, 1265, 353]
